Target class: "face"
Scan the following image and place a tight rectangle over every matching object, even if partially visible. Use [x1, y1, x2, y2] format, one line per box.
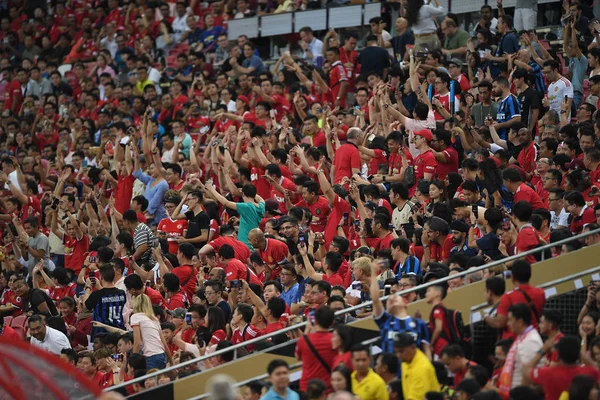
[394, 345, 414, 363]
[205, 286, 220, 305]
[29, 321, 46, 341]
[581, 315, 596, 335]
[263, 284, 278, 302]
[270, 366, 290, 390]
[351, 350, 370, 373]
[331, 370, 347, 391]
[429, 184, 442, 200]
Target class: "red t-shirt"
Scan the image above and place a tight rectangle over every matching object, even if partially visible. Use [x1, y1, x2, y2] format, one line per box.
[328, 61, 348, 108]
[49, 283, 77, 304]
[224, 259, 263, 286]
[324, 194, 352, 247]
[369, 149, 389, 175]
[333, 143, 361, 184]
[436, 146, 459, 180]
[530, 365, 600, 400]
[429, 304, 451, 355]
[514, 183, 546, 210]
[269, 176, 297, 215]
[166, 291, 188, 310]
[310, 130, 327, 147]
[63, 233, 89, 275]
[115, 174, 135, 214]
[208, 236, 251, 262]
[257, 238, 289, 270]
[323, 272, 345, 287]
[497, 283, 546, 339]
[517, 142, 537, 174]
[296, 196, 331, 233]
[5, 79, 23, 112]
[2, 325, 22, 341]
[296, 331, 336, 392]
[145, 287, 167, 309]
[231, 323, 262, 352]
[249, 164, 271, 200]
[263, 321, 286, 336]
[373, 233, 394, 253]
[332, 351, 354, 371]
[414, 149, 437, 180]
[570, 206, 596, 234]
[453, 361, 477, 387]
[172, 265, 196, 300]
[157, 218, 189, 254]
[515, 225, 543, 264]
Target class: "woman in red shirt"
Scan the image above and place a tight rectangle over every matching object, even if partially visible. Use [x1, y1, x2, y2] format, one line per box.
[331, 324, 354, 371]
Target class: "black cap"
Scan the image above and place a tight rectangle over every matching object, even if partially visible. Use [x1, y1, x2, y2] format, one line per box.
[393, 332, 416, 348]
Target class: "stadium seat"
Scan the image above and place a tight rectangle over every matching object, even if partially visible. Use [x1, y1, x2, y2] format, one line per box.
[10, 315, 27, 330]
[57, 64, 72, 77]
[3, 316, 12, 327]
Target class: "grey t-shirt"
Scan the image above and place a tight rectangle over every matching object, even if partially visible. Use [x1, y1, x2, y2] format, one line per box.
[471, 102, 499, 127]
[27, 232, 49, 275]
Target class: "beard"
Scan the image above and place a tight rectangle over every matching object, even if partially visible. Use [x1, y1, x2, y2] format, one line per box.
[451, 236, 463, 244]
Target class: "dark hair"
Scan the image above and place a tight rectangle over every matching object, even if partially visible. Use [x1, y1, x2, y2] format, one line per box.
[485, 277, 505, 297]
[508, 303, 533, 326]
[206, 306, 226, 334]
[512, 260, 532, 283]
[267, 359, 290, 375]
[440, 343, 465, 358]
[235, 303, 254, 324]
[377, 353, 399, 375]
[557, 335, 580, 364]
[122, 209, 139, 222]
[314, 305, 335, 329]
[569, 375, 596, 400]
[333, 324, 353, 352]
[332, 365, 353, 392]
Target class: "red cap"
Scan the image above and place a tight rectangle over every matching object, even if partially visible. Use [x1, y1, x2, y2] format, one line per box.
[414, 129, 433, 141]
[237, 95, 249, 105]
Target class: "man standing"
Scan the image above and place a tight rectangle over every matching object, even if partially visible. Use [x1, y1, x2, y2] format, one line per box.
[492, 77, 521, 140]
[28, 314, 71, 355]
[333, 128, 361, 184]
[295, 306, 336, 392]
[83, 264, 126, 340]
[394, 333, 439, 400]
[484, 15, 520, 78]
[430, 129, 459, 180]
[412, 129, 438, 182]
[391, 17, 414, 63]
[21, 216, 49, 277]
[497, 303, 543, 398]
[470, 81, 498, 128]
[543, 60, 574, 118]
[358, 35, 390, 78]
[326, 47, 349, 108]
[122, 210, 157, 264]
[248, 229, 289, 280]
[475, 5, 498, 34]
[516, 128, 537, 175]
[513, 69, 541, 135]
[299, 26, 323, 67]
[351, 344, 389, 400]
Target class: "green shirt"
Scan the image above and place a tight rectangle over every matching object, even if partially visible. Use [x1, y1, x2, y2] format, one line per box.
[236, 201, 265, 249]
[444, 29, 470, 51]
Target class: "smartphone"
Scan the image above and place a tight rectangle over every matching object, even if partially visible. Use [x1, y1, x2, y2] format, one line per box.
[231, 280, 242, 289]
[89, 256, 98, 264]
[384, 285, 392, 296]
[185, 312, 192, 325]
[343, 212, 349, 225]
[388, 223, 394, 231]
[298, 235, 305, 244]
[145, 280, 151, 287]
[472, 205, 478, 219]
[112, 354, 120, 361]
[502, 217, 511, 231]
[354, 220, 361, 232]
[308, 309, 315, 324]
[88, 270, 96, 286]
[51, 198, 59, 209]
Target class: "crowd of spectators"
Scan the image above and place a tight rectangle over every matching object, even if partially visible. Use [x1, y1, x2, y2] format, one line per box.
[2, 0, 600, 397]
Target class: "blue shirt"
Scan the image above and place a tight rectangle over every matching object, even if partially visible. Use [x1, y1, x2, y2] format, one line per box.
[394, 256, 422, 279]
[281, 283, 300, 306]
[242, 55, 267, 74]
[569, 54, 588, 94]
[132, 168, 169, 223]
[496, 94, 521, 140]
[261, 387, 300, 400]
[200, 26, 227, 52]
[491, 32, 519, 78]
[374, 312, 430, 353]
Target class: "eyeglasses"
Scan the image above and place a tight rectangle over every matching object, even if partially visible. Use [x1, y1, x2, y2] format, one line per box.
[204, 291, 216, 296]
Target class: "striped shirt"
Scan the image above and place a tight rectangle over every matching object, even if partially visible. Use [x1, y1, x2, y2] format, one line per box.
[374, 312, 430, 353]
[529, 62, 546, 96]
[133, 223, 157, 264]
[496, 94, 521, 140]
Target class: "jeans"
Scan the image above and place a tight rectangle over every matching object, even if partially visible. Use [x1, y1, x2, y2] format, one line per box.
[145, 353, 167, 370]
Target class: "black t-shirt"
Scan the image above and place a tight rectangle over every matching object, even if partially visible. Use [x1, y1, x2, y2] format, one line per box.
[286, 229, 319, 257]
[26, 288, 58, 316]
[185, 209, 211, 248]
[518, 87, 541, 131]
[390, 31, 415, 63]
[358, 46, 390, 78]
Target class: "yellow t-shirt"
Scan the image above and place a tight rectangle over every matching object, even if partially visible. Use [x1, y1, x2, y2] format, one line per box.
[402, 349, 440, 400]
[351, 368, 389, 400]
[136, 79, 155, 94]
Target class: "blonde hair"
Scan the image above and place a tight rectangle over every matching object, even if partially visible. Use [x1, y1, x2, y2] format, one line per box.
[352, 256, 373, 276]
[133, 294, 157, 320]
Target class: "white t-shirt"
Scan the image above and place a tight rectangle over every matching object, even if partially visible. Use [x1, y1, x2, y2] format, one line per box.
[30, 326, 72, 355]
[172, 14, 191, 43]
[130, 313, 164, 357]
[547, 76, 574, 116]
[413, 4, 446, 35]
[550, 208, 569, 229]
[511, 328, 543, 388]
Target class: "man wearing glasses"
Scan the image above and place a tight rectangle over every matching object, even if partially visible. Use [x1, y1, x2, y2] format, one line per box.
[547, 188, 569, 230]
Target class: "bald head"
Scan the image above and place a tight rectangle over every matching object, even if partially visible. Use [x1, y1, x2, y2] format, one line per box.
[248, 228, 266, 250]
[395, 17, 408, 33]
[209, 267, 226, 282]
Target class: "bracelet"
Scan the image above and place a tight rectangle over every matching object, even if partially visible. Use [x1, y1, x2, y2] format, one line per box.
[582, 339, 587, 345]
[85, 286, 92, 290]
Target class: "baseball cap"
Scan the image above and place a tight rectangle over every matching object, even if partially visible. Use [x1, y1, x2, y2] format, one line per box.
[265, 199, 283, 215]
[429, 216, 449, 233]
[167, 308, 187, 318]
[414, 129, 433, 141]
[237, 95, 249, 105]
[364, 201, 378, 211]
[451, 220, 470, 234]
[448, 58, 463, 68]
[566, 158, 585, 170]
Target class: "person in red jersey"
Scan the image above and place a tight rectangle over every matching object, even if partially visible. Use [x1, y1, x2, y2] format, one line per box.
[369, 213, 394, 253]
[41, 267, 77, 304]
[248, 229, 289, 280]
[412, 129, 438, 186]
[294, 180, 331, 233]
[164, 243, 197, 300]
[5, 68, 28, 114]
[430, 129, 459, 180]
[242, 280, 287, 336]
[77, 351, 112, 389]
[440, 344, 477, 388]
[230, 303, 263, 352]
[1, 315, 22, 341]
[315, 167, 352, 247]
[503, 168, 547, 210]
[162, 273, 189, 311]
[124, 274, 167, 309]
[217, 244, 262, 287]
[426, 284, 453, 356]
[485, 260, 545, 340]
[511, 201, 546, 265]
[326, 47, 349, 108]
[584, 147, 600, 187]
[296, 305, 336, 393]
[200, 224, 251, 263]
[301, 115, 327, 147]
[299, 242, 345, 287]
[157, 197, 189, 255]
[424, 216, 453, 266]
[49, 208, 88, 276]
[332, 127, 361, 184]
[263, 164, 297, 215]
[538, 309, 564, 365]
[565, 191, 597, 234]
[524, 335, 600, 400]
[516, 128, 537, 175]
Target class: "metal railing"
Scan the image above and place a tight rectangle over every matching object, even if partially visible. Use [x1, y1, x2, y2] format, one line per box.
[106, 226, 600, 393]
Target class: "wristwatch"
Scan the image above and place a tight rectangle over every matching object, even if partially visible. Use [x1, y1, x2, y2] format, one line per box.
[384, 104, 390, 109]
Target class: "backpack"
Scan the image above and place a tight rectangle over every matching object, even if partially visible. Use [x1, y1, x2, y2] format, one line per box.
[404, 166, 416, 188]
[435, 304, 472, 358]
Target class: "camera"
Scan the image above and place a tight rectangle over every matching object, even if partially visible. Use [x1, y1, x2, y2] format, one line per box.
[231, 280, 242, 289]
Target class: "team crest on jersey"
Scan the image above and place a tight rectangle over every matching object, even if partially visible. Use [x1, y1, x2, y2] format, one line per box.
[177, 224, 183, 229]
[268, 256, 273, 262]
[554, 87, 558, 92]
